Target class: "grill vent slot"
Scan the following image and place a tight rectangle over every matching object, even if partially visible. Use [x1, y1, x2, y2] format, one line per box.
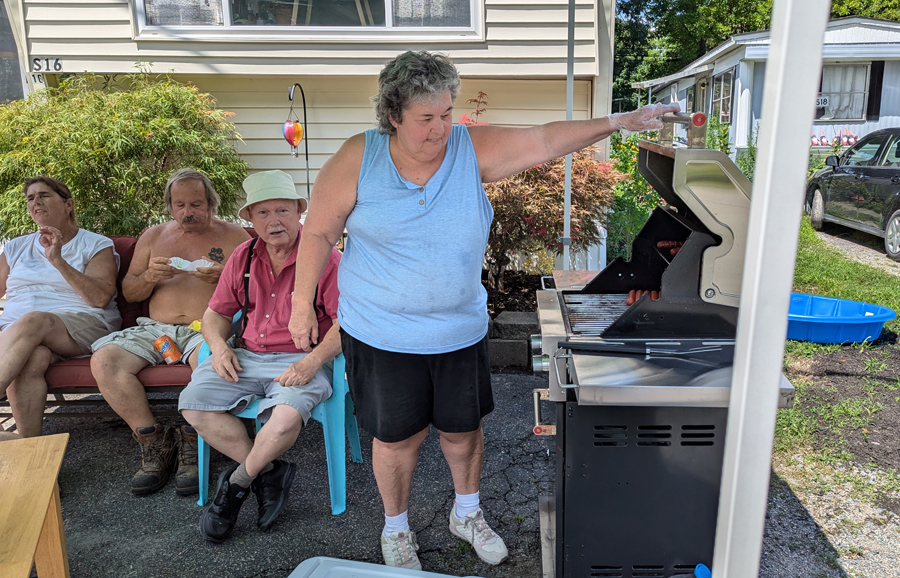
[636, 424, 672, 447]
[588, 563, 700, 577]
[631, 564, 666, 577]
[593, 425, 627, 447]
[590, 566, 623, 577]
[681, 424, 717, 446]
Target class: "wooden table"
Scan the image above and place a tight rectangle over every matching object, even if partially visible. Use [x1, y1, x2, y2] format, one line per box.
[0, 433, 71, 578]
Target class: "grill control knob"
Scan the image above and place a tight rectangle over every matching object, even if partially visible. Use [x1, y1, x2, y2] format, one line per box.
[532, 354, 550, 375]
[530, 334, 543, 355]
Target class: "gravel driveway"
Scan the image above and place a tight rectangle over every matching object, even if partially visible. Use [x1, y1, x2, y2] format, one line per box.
[815, 223, 900, 277]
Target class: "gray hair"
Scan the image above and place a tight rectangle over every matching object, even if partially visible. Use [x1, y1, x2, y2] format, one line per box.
[164, 168, 220, 215]
[373, 51, 461, 135]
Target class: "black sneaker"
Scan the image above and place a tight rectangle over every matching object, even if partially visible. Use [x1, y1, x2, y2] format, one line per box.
[200, 464, 250, 543]
[251, 459, 297, 532]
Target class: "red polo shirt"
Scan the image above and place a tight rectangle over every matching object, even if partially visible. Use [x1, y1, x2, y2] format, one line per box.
[209, 225, 341, 353]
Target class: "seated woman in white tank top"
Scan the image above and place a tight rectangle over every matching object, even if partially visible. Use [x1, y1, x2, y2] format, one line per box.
[0, 176, 121, 439]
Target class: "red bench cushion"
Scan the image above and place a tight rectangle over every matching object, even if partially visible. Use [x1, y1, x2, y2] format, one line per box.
[45, 357, 194, 391]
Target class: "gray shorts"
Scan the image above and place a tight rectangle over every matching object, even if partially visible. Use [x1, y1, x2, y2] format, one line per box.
[178, 349, 333, 426]
[91, 317, 204, 365]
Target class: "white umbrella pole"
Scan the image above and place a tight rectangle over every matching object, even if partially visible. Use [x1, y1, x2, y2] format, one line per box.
[563, 0, 575, 270]
[713, 0, 829, 575]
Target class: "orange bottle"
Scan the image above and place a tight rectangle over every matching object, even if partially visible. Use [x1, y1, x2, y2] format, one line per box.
[153, 335, 182, 365]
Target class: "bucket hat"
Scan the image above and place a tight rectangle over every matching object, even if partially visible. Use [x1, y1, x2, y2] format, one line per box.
[239, 170, 307, 220]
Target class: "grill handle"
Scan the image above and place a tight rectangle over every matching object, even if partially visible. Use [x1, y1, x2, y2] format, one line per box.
[532, 389, 556, 435]
[658, 111, 707, 148]
[551, 347, 578, 389]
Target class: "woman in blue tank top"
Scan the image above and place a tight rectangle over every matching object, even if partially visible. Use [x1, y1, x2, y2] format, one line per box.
[289, 50, 678, 570]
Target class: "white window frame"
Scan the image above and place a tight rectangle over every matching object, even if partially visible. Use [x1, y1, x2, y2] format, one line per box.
[134, 0, 484, 43]
[710, 68, 734, 125]
[814, 62, 869, 123]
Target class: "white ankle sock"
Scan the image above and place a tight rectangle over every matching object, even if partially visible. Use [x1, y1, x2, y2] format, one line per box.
[455, 491, 480, 518]
[383, 511, 410, 537]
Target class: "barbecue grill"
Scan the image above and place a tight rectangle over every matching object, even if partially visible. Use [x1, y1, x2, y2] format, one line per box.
[532, 113, 795, 578]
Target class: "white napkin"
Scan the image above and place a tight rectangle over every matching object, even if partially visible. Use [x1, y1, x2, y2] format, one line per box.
[168, 257, 216, 272]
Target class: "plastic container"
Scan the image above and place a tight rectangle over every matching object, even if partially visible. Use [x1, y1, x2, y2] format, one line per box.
[288, 556, 475, 578]
[786, 292, 896, 344]
[670, 564, 711, 578]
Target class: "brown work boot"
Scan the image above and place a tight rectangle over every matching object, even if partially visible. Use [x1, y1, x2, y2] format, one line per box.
[175, 425, 199, 496]
[131, 424, 177, 496]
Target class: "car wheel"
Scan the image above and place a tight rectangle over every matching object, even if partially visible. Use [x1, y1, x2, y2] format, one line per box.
[810, 189, 824, 230]
[885, 210, 900, 262]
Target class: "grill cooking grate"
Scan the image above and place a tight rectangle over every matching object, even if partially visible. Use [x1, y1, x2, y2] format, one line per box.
[563, 293, 629, 336]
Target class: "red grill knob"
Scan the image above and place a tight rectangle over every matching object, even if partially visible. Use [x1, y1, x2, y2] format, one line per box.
[693, 113, 707, 127]
[534, 426, 542, 435]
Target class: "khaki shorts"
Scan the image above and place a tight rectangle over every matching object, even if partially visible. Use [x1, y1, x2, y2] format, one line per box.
[0, 310, 112, 357]
[91, 317, 204, 365]
[53, 311, 115, 356]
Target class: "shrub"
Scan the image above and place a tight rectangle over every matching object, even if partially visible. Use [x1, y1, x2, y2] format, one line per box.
[706, 115, 732, 156]
[484, 148, 624, 289]
[737, 125, 758, 180]
[458, 93, 624, 288]
[606, 132, 660, 261]
[0, 73, 247, 240]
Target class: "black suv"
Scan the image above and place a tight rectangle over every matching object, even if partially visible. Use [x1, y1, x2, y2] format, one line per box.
[805, 128, 900, 260]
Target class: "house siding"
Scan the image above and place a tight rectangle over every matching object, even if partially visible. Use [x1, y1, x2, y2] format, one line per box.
[185, 75, 591, 187]
[18, 0, 600, 77]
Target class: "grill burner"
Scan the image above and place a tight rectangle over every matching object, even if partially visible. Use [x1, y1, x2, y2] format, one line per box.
[563, 294, 628, 336]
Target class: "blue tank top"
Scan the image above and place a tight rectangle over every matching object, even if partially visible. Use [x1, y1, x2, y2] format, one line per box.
[338, 124, 494, 354]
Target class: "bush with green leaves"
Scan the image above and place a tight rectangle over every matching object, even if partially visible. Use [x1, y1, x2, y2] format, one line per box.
[0, 74, 247, 240]
[606, 132, 660, 261]
[705, 115, 732, 156]
[484, 148, 624, 289]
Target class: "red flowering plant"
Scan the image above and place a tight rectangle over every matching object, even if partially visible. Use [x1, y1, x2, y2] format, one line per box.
[459, 92, 489, 127]
[484, 148, 625, 290]
[458, 92, 624, 290]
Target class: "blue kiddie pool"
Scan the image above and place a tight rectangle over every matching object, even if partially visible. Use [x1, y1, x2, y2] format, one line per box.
[787, 292, 896, 344]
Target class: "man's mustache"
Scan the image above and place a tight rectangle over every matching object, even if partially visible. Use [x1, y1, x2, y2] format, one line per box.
[181, 215, 201, 224]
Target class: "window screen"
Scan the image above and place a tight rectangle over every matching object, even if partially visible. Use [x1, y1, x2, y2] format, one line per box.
[816, 64, 869, 121]
[0, 0, 24, 103]
[393, 0, 470, 27]
[145, 0, 224, 26]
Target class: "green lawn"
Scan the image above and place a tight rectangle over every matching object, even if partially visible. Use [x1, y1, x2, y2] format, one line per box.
[793, 217, 900, 334]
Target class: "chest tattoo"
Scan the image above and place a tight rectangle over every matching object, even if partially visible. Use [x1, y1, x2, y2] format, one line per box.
[208, 248, 225, 263]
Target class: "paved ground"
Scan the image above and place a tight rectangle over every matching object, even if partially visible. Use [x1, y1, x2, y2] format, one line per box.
[9, 369, 859, 578]
[26, 372, 554, 578]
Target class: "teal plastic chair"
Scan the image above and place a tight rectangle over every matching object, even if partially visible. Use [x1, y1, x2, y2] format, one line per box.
[194, 344, 362, 515]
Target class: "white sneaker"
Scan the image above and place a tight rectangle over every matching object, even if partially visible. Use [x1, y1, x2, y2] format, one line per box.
[381, 529, 422, 570]
[449, 506, 509, 565]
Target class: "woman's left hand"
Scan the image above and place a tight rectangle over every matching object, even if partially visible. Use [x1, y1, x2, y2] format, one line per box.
[276, 359, 317, 387]
[38, 226, 65, 264]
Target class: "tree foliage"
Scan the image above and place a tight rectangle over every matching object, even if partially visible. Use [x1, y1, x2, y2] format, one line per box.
[606, 132, 660, 261]
[0, 74, 247, 240]
[615, 0, 900, 110]
[484, 149, 625, 289]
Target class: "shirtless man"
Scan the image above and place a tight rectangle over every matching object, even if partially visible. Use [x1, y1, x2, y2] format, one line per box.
[91, 168, 250, 496]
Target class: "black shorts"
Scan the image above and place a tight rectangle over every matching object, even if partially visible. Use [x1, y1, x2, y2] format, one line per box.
[340, 329, 494, 443]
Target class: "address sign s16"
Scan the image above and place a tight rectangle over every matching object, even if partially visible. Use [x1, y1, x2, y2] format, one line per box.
[32, 58, 63, 72]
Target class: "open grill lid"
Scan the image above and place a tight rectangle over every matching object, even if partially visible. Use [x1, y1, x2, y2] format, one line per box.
[573, 116, 753, 340]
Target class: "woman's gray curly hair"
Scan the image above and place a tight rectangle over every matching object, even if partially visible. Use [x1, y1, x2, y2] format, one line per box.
[373, 51, 461, 135]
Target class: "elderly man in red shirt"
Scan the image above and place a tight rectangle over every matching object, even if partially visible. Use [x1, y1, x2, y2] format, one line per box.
[179, 170, 341, 543]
